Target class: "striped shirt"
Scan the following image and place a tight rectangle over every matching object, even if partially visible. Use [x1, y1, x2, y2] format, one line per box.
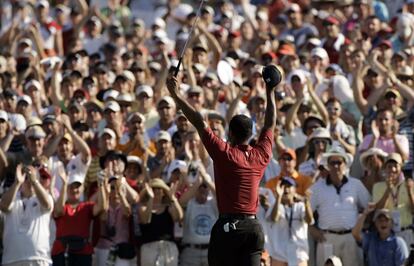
[310, 176, 370, 230]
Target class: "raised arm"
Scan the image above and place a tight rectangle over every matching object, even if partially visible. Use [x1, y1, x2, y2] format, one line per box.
[307, 79, 329, 125]
[53, 168, 68, 218]
[197, 23, 222, 68]
[166, 182, 184, 222]
[61, 114, 91, 164]
[351, 63, 370, 116]
[269, 183, 283, 222]
[166, 74, 207, 136]
[0, 164, 24, 212]
[138, 183, 154, 224]
[262, 76, 277, 132]
[27, 166, 53, 211]
[93, 178, 106, 216]
[352, 202, 375, 243]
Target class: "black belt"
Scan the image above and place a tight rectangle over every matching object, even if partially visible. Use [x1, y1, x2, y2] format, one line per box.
[323, 229, 352, 235]
[183, 243, 209, 249]
[219, 213, 256, 220]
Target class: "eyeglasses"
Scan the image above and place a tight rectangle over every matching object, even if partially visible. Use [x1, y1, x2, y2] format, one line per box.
[280, 156, 293, 161]
[313, 139, 328, 145]
[329, 160, 344, 166]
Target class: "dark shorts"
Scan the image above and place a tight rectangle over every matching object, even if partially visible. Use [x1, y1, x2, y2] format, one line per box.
[208, 216, 264, 266]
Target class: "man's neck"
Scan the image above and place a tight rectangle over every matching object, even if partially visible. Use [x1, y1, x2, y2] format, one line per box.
[159, 120, 172, 130]
[378, 231, 390, 241]
[330, 175, 343, 186]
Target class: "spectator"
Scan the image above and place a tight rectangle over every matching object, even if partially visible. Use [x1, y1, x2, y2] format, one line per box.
[310, 146, 370, 266]
[0, 165, 53, 266]
[138, 178, 183, 266]
[373, 153, 414, 247]
[267, 177, 313, 266]
[359, 147, 388, 193]
[352, 206, 409, 266]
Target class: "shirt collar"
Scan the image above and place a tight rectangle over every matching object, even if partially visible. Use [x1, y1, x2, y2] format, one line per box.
[326, 175, 349, 194]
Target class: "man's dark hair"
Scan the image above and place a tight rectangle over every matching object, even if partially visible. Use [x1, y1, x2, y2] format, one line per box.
[229, 115, 253, 143]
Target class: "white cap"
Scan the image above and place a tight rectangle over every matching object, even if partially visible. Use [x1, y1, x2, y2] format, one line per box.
[156, 130, 171, 142]
[0, 110, 8, 121]
[24, 80, 42, 91]
[172, 4, 193, 20]
[153, 18, 166, 29]
[116, 93, 133, 103]
[167, 159, 187, 181]
[127, 155, 142, 165]
[157, 96, 176, 109]
[104, 101, 121, 112]
[103, 90, 119, 101]
[127, 112, 146, 123]
[19, 38, 33, 47]
[122, 70, 136, 84]
[311, 47, 329, 60]
[68, 173, 84, 185]
[135, 85, 154, 98]
[36, 0, 50, 9]
[25, 125, 46, 139]
[17, 95, 33, 105]
[99, 128, 117, 139]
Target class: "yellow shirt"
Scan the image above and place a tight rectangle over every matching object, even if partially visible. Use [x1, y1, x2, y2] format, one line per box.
[373, 181, 413, 227]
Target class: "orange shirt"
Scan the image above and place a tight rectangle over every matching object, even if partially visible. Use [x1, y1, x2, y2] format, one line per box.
[265, 171, 313, 196]
[117, 140, 156, 159]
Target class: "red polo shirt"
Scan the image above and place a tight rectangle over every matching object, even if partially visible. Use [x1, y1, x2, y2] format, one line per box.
[201, 127, 273, 214]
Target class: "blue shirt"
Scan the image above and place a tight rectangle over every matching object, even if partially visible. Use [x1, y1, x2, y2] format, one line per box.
[362, 231, 408, 266]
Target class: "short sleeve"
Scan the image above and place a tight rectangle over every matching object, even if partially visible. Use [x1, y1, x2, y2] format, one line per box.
[356, 180, 370, 209]
[201, 127, 228, 161]
[254, 129, 274, 162]
[358, 135, 373, 152]
[395, 236, 409, 264]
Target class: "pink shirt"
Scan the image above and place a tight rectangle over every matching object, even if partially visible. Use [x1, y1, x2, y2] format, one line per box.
[96, 204, 130, 249]
[358, 134, 409, 156]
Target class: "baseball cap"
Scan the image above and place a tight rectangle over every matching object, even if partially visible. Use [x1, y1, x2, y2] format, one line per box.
[279, 148, 297, 160]
[68, 173, 84, 185]
[157, 96, 176, 109]
[324, 16, 340, 25]
[18, 38, 33, 47]
[135, 85, 154, 98]
[311, 47, 329, 60]
[187, 86, 204, 94]
[280, 177, 297, 187]
[0, 110, 8, 121]
[24, 80, 42, 91]
[25, 125, 46, 139]
[156, 130, 171, 142]
[192, 42, 208, 53]
[36, 0, 49, 9]
[116, 93, 133, 103]
[385, 153, 403, 165]
[287, 3, 301, 13]
[262, 64, 284, 88]
[132, 18, 145, 27]
[103, 90, 120, 101]
[383, 88, 401, 99]
[99, 128, 117, 139]
[127, 155, 142, 165]
[373, 209, 392, 221]
[153, 18, 166, 29]
[99, 150, 127, 169]
[42, 114, 56, 124]
[61, 133, 73, 143]
[104, 101, 121, 112]
[17, 95, 33, 105]
[127, 112, 146, 123]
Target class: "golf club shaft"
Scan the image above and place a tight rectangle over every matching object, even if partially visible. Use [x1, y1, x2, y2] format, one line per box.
[174, 0, 205, 77]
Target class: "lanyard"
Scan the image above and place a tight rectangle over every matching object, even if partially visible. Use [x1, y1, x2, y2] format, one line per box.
[284, 205, 294, 238]
[390, 185, 401, 208]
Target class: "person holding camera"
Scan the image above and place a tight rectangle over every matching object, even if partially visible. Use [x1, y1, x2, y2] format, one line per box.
[0, 164, 53, 266]
[51, 164, 106, 266]
[266, 177, 313, 266]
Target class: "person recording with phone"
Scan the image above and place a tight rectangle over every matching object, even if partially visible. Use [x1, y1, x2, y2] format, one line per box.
[166, 64, 278, 266]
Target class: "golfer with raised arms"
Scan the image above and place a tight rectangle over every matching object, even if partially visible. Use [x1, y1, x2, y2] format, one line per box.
[166, 65, 281, 266]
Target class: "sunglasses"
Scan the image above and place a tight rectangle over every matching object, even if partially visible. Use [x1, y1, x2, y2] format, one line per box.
[313, 139, 328, 145]
[329, 160, 344, 166]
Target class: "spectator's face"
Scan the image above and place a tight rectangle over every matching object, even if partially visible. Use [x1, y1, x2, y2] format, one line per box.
[195, 184, 209, 204]
[36, 6, 49, 23]
[327, 156, 346, 178]
[209, 118, 224, 138]
[376, 110, 393, 135]
[288, 10, 301, 27]
[4, 96, 16, 112]
[68, 182, 83, 202]
[176, 116, 189, 132]
[104, 109, 120, 124]
[69, 107, 84, 124]
[365, 17, 381, 37]
[128, 116, 144, 136]
[58, 139, 73, 160]
[374, 215, 392, 236]
[192, 49, 208, 66]
[385, 161, 401, 183]
[62, 81, 76, 99]
[187, 132, 200, 150]
[187, 92, 204, 110]
[313, 138, 330, 153]
[324, 22, 339, 39]
[99, 134, 116, 152]
[278, 154, 296, 174]
[327, 101, 342, 120]
[137, 93, 153, 111]
[366, 155, 384, 171]
[281, 184, 295, 201]
[27, 87, 41, 101]
[0, 119, 7, 138]
[16, 101, 31, 118]
[241, 22, 254, 40]
[157, 102, 175, 123]
[86, 106, 102, 124]
[125, 163, 141, 179]
[27, 137, 45, 157]
[156, 139, 171, 156]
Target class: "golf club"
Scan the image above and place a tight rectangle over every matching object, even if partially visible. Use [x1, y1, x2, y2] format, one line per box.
[173, 0, 205, 77]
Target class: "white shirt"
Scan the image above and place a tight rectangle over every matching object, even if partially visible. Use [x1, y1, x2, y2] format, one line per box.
[310, 177, 370, 230]
[182, 197, 218, 245]
[49, 153, 91, 191]
[265, 202, 309, 262]
[2, 193, 53, 264]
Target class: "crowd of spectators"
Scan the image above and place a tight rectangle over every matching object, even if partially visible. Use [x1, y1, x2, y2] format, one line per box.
[0, 0, 414, 265]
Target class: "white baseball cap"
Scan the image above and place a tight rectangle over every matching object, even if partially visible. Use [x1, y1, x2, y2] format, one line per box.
[99, 128, 117, 139]
[135, 85, 154, 98]
[104, 101, 121, 112]
[17, 95, 33, 105]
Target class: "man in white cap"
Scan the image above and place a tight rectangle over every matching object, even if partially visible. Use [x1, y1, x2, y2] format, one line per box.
[135, 85, 158, 129]
[147, 130, 174, 181]
[100, 100, 123, 139]
[373, 153, 414, 247]
[147, 96, 177, 141]
[0, 164, 53, 266]
[283, 3, 318, 47]
[310, 146, 370, 266]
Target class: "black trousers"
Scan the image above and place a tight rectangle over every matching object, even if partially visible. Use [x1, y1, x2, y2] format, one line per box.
[52, 253, 92, 266]
[208, 217, 264, 266]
